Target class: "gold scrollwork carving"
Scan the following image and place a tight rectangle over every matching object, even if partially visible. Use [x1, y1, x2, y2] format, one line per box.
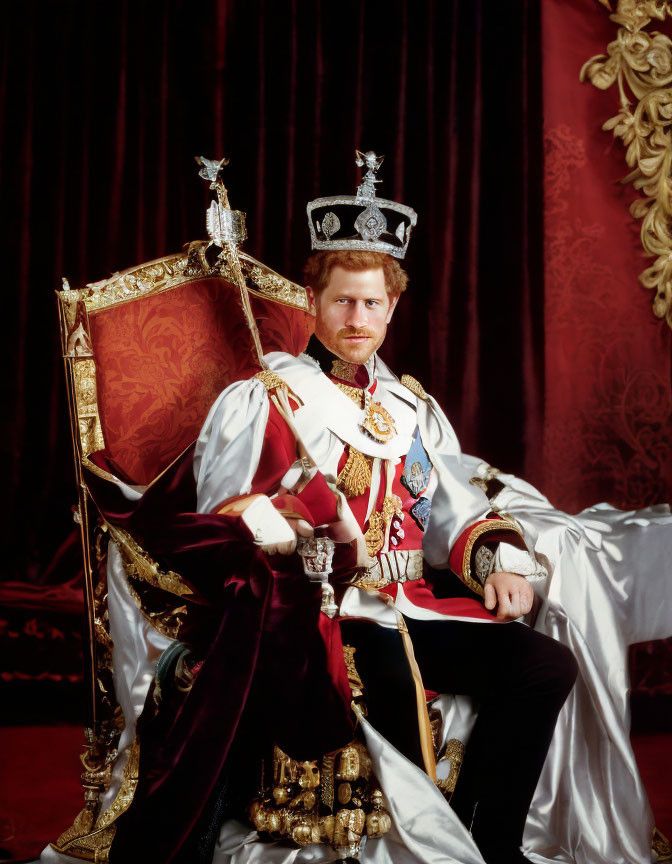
[108, 524, 193, 599]
[61, 296, 94, 357]
[581, 0, 672, 327]
[93, 738, 140, 831]
[83, 255, 192, 312]
[125, 577, 187, 641]
[92, 559, 120, 722]
[246, 261, 310, 311]
[58, 244, 310, 315]
[52, 737, 141, 863]
[73, 360, 98, 408]
[73, 359, 105, 457]
[435, 738, 465, 800]
[109, 523, 192, 639]
[51, 529, 126, 860]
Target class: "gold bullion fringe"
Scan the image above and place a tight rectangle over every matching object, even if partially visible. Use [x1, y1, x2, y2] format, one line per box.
[337, 447, 372, 498]
[248, 645, 388, 857]
[249, 740, 391, 856]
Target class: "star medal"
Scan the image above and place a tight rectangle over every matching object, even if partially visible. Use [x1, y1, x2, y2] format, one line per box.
[361, 398, 397, 443]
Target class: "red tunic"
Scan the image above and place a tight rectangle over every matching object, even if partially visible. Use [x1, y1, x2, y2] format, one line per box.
[246, 376, 527, 623]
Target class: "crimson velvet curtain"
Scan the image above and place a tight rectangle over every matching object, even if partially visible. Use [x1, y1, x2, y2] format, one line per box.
[2, 0, 544, 587]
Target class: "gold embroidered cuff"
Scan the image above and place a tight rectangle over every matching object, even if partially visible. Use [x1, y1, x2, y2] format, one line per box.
[460, 520, 525, 597]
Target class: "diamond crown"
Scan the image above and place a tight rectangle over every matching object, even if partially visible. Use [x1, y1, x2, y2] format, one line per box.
[307, 150, 417, 260]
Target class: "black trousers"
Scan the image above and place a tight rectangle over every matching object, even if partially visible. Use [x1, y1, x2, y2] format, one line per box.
[340, 617, 578, 858]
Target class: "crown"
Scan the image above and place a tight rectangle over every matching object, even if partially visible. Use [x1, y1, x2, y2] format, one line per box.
[307, 150, 417, 260]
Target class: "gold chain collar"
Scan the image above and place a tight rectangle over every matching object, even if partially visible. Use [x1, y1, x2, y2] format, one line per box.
[335, 381, 366, 408]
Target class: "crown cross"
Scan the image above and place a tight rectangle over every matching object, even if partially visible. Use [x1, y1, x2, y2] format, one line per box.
[355, 150, 384, 200]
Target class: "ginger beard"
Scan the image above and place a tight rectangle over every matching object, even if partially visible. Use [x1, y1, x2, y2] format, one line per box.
[308, 266, 399, 366]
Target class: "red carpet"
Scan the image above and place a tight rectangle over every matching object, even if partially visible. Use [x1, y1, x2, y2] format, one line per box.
[632, 733, 672, 841]
[0, 726, 670, 862]
[0, 726, 82, 863]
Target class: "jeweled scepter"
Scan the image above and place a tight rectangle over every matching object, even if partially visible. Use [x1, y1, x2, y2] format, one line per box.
[195, 155, 267, 368]
[297, 533, 339, 618]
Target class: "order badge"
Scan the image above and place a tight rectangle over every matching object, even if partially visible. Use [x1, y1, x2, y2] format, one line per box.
[361, 400, 397, 443]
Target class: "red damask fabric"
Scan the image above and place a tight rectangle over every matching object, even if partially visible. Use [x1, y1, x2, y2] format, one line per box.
[251, 293, 314, 358]
[542, 0, 672, 511]
[90, 277, 314, 485]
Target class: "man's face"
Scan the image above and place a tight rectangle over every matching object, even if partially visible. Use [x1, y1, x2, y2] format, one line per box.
[307, 266, 399, 365]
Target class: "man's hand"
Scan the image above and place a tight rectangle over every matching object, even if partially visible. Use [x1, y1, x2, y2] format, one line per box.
[484, 571, 534, 621]
[261, 516, 313, 556]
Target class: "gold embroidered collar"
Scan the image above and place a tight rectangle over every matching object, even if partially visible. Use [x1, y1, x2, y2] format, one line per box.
[331, 358, 359, 383]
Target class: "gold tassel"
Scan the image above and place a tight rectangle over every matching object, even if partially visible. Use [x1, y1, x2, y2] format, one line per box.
[337, 447, 372, 498]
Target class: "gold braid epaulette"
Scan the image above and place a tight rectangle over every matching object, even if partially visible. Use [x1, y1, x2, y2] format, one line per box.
[254, 369, 303, 408]
[401, 374, 428, 401]
[254, 370, 288, 392]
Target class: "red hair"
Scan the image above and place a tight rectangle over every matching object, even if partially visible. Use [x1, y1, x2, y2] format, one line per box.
[303, 250, 409, 295]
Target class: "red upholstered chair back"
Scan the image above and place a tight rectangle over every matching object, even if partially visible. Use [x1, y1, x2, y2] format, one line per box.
[60, 248, 314, 486]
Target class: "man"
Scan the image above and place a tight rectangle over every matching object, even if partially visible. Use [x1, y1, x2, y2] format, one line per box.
[193, 152, 578, 864]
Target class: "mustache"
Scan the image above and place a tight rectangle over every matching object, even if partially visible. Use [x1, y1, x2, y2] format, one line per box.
[337, 328, 375, 338]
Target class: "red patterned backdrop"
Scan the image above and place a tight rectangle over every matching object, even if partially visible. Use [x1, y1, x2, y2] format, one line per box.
[541, 0, 672, 708]
[541, 0, 672, 513]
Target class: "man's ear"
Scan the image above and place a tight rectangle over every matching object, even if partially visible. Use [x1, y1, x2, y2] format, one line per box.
[385, 292, 400, 324]
[306, 285, 317, 315]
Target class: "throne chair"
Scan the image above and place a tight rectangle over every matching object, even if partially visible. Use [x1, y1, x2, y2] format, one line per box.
[49, 160, 468, 864]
